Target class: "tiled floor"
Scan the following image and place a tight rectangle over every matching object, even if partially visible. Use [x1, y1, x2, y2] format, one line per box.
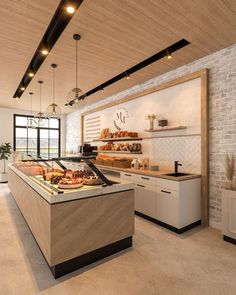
[1, 183, 236, 295]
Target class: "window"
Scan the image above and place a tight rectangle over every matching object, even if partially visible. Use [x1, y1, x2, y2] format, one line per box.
[14, 115, 61, 159]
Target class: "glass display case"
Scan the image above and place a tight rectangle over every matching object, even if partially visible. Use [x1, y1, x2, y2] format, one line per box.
[12, 156, 114, 196]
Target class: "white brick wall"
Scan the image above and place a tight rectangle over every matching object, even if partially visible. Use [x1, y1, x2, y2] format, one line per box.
[66, 43, 236, 227]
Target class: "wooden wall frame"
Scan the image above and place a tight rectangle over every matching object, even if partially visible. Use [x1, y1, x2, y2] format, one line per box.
[81, 69, 209, 225]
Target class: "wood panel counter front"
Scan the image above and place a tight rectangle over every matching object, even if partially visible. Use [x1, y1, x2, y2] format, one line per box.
[8, 166, 134, 278]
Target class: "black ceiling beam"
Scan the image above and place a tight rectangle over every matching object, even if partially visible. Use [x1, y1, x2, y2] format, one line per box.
[13, 0, 84, 99]
[66, 38, 190, 106]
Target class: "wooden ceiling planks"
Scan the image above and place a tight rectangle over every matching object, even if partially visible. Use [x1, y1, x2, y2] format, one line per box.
[0, 0, 236, 113]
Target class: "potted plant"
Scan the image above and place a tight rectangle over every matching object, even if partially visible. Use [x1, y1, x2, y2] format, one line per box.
[222, 153, 236, 244]
[0, 142, 12, 183]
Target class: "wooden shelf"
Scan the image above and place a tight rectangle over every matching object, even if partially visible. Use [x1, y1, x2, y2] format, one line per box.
[93, 137, 142, 142]
[144, 126, 187, 132]
[94, 150, 142, 154]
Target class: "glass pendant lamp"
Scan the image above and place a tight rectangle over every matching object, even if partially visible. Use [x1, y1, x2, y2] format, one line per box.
[26, 92, 37, 129]
[34, 81, 46, 127]
[46, 64, 61, 118]
[66, 34, 83, 107]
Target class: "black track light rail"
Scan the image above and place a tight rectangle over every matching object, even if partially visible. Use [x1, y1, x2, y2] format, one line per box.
[13, 0, 83, 99]
[66, 38, 190, 106]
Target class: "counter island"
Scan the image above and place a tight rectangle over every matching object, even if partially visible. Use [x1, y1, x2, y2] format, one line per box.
[8, 157, 134, 278]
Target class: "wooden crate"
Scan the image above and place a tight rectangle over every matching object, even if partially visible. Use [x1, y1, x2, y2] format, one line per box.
[113, 160, 132, 169]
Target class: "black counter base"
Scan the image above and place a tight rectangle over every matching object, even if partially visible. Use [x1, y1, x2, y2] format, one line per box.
[135, 211, 201, 234]
[50, 236, 132, 279]
[223, 235, 236, 245]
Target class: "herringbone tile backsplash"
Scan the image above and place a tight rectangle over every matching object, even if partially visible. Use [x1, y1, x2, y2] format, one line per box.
[142, 136, 201, 173]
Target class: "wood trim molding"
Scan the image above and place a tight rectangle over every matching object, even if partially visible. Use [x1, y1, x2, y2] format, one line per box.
[81, 69, 209, 225]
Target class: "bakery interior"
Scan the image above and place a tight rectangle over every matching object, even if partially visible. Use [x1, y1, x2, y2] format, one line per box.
[0, 0, 236, 294]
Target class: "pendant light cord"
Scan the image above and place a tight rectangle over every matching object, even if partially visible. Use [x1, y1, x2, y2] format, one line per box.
[30, 93, 33, 115]
[39, 83, 41, 113]
[75, 38, 78, 89]
[53, 66, 55, 104]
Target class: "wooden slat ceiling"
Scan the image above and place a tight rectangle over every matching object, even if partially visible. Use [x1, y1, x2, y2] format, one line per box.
[0, 0, 236, 113]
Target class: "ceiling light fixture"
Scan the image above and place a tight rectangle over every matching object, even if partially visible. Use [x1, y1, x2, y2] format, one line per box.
[41, 49, 49, 55]
[126, 73, 130, 80]
[46, 64, 61, 118]
[166, 50, 172, 60]
[20, 87, 25, 91]
[28, 73, 34, 77]
[26, 92, 37, 129]
[66, 34, 83, 106]
[13, 0, 83, 99]
[34, 81, 46, 127]
[100, 87, 104, 93]
[66, 38, 190, 106]
[66, 6, 75, 14]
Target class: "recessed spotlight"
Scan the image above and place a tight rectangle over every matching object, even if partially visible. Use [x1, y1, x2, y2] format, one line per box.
[166, 52, 172, 60]
[66, 6, 75, 14]
[21, 87, 25, 91]
[41, 49, 49, 55]
[15, 97, 20, 100]
[126, 73, 130, 80]
[28, 73, 34, 77]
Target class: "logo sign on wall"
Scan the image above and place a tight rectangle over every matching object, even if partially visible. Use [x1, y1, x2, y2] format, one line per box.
[113, 107, 129, 131]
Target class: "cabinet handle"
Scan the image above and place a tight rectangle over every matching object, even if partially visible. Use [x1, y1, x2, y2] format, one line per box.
[124, 174, 132, 177]
[141, 176, 150, 180]
[161, 189, 171, 194]
[137, 184, 145, 188]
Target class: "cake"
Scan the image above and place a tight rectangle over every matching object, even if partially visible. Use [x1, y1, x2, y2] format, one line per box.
[58, 178, 84, 189]
[83, 175, 103, 185]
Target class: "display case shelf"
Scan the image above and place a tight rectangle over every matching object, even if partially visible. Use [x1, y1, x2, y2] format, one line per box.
[95, 150, 142, 154]
[144, 126, 187, 132]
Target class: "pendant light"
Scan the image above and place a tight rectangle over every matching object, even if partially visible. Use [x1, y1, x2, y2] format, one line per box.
[66, 34, 83, 106]
[26, 92, 37, 129]
[46, 64, 61, 118]
[34, 80, 46, 127]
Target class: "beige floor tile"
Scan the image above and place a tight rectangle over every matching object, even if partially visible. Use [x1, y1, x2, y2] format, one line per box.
[1, 184, 236, 295]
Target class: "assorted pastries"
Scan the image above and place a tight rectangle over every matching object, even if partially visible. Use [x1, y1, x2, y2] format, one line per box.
[15, 163, 104, 190]
[48, 169, 103, 189]
[99, 142, 141, 152]
[99, 129, 138, 139]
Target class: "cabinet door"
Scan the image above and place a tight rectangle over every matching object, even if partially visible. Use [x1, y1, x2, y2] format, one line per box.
[156, 186, 179, 228]
[121, 172, 136, 182]
[135, 184, 157, 218]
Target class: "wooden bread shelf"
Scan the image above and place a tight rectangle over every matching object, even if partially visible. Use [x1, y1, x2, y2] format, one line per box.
[93, 137, 142, 142]
[144, 126, 187, 132]
[95, 150, 142, 154]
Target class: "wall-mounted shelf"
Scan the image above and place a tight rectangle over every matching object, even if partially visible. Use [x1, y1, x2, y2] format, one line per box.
[94, 150, 142, 154]
[144, 126, 187, 132]
[93, 137, 142, 142]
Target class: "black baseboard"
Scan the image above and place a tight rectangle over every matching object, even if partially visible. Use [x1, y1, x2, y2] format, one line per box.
[135, 211, 201, 234]
[50, 236, 132, 278]
[223, 235, 236, 245]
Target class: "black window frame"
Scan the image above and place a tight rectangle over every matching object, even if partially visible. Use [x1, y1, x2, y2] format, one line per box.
[13, 114, 61, 158]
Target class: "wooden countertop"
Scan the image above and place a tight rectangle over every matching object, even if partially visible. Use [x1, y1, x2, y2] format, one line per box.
[97, 165, 201, 182]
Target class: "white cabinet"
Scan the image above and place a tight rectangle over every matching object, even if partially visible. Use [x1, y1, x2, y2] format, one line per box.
[222, 189, 236, 243]
[120, 171, 201, 232]
[135, 183, 157, 218]
[155, 178, 201, 229]
[156, 186, 179, 228]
